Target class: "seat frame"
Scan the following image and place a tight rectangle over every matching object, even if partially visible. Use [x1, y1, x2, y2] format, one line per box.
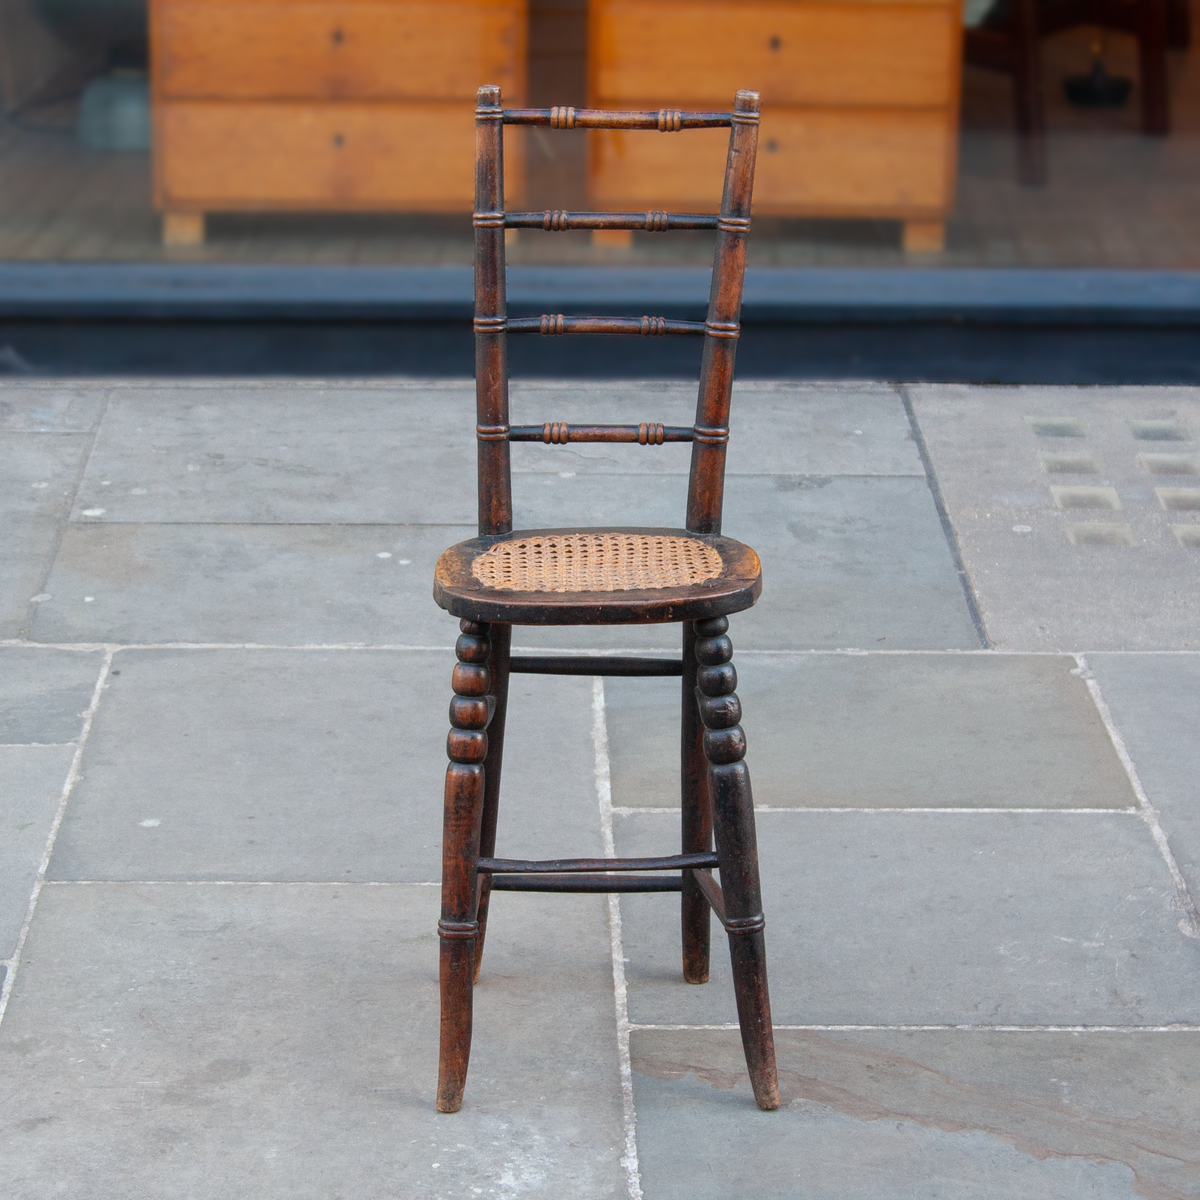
[433, 85, 779, 1114]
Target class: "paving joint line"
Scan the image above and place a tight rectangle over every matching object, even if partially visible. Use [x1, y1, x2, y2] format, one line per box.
[1075, 653, 1200, 940]
[42, 879, 442, 886]
[0, 647, 112, 1028]
[613, 806, 1141, 815]
[897, 383, 991, 649]
[630, 1023, 1200, 1033]
[593, 676, 644, 1200]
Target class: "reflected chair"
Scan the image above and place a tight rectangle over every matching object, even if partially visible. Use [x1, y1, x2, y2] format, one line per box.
[965, 0, 1171, 185]
[432, 84, 779, 1114]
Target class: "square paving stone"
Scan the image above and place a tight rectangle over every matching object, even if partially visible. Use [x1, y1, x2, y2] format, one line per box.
[630, 1028, 1200, 1200]
[0, 382, 108, 433]
[513, 475, 978, 653]
[0, 434, 92, 637]
[28, 524, 472, 646]
[506, 380, 921, 477]
[614, 811, 1200, 1026]
[0, 647, 105, 744]
[605, 653, 1136, 811]
[48, 650, 600, 882]
[0, 746, 75, 957]
[73, 381, 478, 525]
[908, 386, 1200, 650]
[0, 883, 625, 1200]
[1088, 653, 1200, 903]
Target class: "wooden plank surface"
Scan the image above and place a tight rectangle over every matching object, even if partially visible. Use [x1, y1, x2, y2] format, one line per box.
[590, 0, 960, 109]
[153, 0, 526, 101]
[589, 108, 955, 216]
[154, 102, 526, 209]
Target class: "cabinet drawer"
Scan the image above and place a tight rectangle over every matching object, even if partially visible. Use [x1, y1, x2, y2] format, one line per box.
[589, 108, 954, 216]
[591, 0, 959, 109]
[155, 101, 526, 209]
[153, 0, 526, 101]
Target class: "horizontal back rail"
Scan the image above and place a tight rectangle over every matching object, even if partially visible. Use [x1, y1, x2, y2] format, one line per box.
[503, 106, 731, 130]
[508, 423, 692, 445]
[506, 210, 719, 231]
[506, 315, 704, 337]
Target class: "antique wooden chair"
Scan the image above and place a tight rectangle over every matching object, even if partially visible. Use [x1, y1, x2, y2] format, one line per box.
[431, 85, 779, 1114]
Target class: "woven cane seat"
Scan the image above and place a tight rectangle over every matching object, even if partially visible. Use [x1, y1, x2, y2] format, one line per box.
[435, 526, 761, 625]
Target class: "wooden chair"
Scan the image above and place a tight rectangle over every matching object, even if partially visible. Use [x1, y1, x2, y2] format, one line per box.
[965, 0, 1170, 186]
[432, 84, 780, 1115]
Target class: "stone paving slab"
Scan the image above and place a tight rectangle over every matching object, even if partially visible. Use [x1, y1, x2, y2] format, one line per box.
[0, 883, 625, 1200]
[72, 382, 479, 526]
[0, 646, 102, 744]
[0, 384, 108, 433]
[0, 746, 75, 956]
[630, 1028, 1200, 1200]
[615, 811, 1200, 1026]
[908, 385, 1200, 650]
[605, 653, 1136, 811]
[0, 434, 91, 637]
[508, 381, 922, 477]
[48, 651, 599, 883]
[1089, 653, 1200, 902]
[27, 523, 471, 646]
[515, 476, 978, 653]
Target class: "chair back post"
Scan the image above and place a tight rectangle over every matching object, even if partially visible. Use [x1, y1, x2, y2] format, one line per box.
[686, 89, 760, 536]
[474, 83, 514, 536]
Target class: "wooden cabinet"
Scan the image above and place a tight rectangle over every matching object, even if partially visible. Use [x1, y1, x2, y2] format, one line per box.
[588, 0, 961, 251]
[151, 0, 527, 244]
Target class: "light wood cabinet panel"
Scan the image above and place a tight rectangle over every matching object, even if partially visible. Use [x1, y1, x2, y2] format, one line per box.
[591, 0, 958, 110]
[589, 0, 961, 248]
[591, 109, 953, 216]
[156, 101, 526, 210]
[155, 0, 525, 101]
[151, 0, 527, 238]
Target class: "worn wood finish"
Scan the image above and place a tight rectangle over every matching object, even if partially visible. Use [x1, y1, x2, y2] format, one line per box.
[506, 208, 720, 230]
[507, 316, 705, 336]
[150, 0, 526, 237]
[694, 615, 780, 1111]
[510, 654, 683, 676]
[504, 105, 732, 127]
[434, 528, 762, 625]
[435, 85, 775, 1112]
[507, 423, 695, 442]
[436, 619, 494, 1114]
[589, 0, 961, 232]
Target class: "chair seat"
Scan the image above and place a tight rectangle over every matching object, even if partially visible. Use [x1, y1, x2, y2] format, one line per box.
[434, 526, 761, 625]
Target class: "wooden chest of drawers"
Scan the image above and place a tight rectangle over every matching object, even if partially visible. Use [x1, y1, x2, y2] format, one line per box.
[588, 0, 961, 252]
[151, 0, 527, 244]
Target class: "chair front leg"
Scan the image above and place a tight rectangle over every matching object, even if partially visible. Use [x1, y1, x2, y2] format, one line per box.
[695, 616, 780, 1112]
[436, 619, 493, 1113]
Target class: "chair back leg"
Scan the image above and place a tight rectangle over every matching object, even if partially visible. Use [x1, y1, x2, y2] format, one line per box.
[1138, 0, 1170, 134]
[1011, 0, 1048, 185]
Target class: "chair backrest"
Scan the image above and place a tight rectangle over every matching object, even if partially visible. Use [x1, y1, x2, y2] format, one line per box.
[473, 85, 760, 540]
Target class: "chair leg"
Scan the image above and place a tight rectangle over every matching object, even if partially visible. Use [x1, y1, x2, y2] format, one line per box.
[1011, 0, 1047, 186]
[694, 617, 780, 1112]
[681, 620, 712, 985]
[436, 619, 493, 1113]
[1138, 0, 1170, 134]
[473, 623, 512, 984]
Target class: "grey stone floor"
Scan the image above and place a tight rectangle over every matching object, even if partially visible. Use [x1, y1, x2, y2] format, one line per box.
[0, 380, 1197, 1199]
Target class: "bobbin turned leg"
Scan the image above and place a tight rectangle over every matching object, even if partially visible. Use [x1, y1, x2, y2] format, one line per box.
[473, 623, 512, 983]
[436, 619, 494, 1113]
[681, 620, 712, 984]
[695, 616, 780, 1111]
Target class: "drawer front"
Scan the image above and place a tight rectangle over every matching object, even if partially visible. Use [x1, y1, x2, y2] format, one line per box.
[153, 0, 526, 101]
[155, 101, 525, 209]
[589, 109, 955, 216]
[591, 0, 959, 109]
